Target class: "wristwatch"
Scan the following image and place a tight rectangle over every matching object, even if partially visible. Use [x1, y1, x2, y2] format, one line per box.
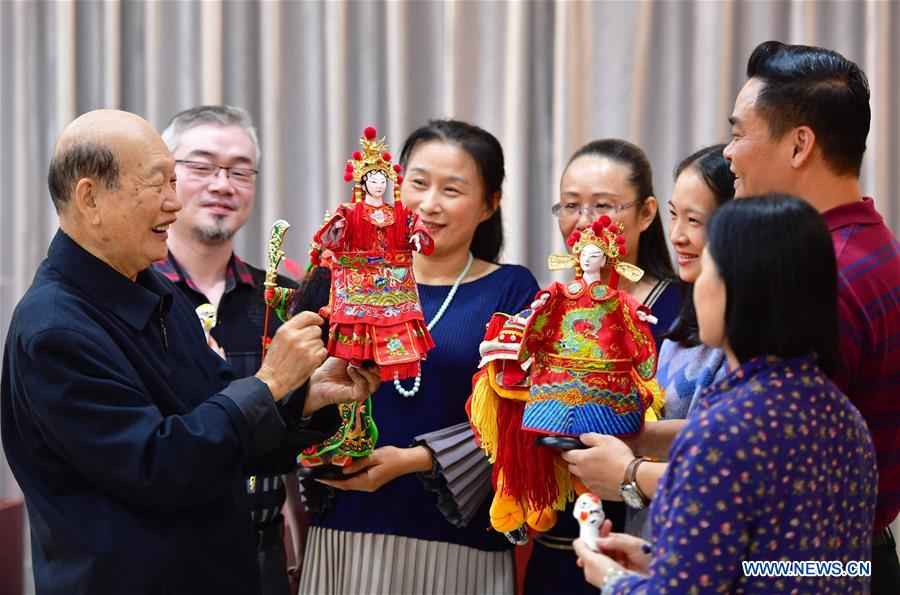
[619, 456, 650, 510]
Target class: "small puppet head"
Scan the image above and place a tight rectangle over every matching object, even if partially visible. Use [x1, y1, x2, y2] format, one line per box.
[566, 216, 626, 277]
[573, 492, 605, 528]
[195, 303, 217, 337]
[344, 126, 403, 203]
[573, 492, 605, 552]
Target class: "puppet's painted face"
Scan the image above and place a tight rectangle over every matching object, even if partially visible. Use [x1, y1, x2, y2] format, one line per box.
[195, 303, 217, 334]
[364, 171, 388, 201]
[579, 244, 607, 276]
[573, 492, 604, 526]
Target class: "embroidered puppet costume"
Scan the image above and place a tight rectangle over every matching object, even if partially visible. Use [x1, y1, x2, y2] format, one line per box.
[519, 229, 657, 438]
[263, 127, 434, 473]
[312, 126, 434, 381]
[468, 217, 661, 539]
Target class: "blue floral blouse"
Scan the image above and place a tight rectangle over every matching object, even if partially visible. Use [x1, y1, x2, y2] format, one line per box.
[612, 355, 877, 594]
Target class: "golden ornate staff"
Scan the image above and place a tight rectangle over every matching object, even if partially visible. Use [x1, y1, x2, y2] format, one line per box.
[262, 219, 291, 362]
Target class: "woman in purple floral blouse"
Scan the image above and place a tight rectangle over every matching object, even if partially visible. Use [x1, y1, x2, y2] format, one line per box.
[574, 194, 878, 594]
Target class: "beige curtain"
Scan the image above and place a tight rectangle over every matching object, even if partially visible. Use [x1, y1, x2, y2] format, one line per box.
[2, 0, 898, 585]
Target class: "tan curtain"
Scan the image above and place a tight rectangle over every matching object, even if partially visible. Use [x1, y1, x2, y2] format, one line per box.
[2, 1, 898, 584]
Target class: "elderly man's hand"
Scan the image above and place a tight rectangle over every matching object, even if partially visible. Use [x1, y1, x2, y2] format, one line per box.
[560, 433, 635, 500]
[255, 312, 328, 401]
[302, 358, 379, 417]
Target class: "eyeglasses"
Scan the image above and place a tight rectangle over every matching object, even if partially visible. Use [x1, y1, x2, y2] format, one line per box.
[175, 160, 258, 187]
[551, 200, 639, 219]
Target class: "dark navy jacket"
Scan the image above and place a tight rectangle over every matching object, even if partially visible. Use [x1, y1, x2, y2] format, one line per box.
[1, 230, 339, 594]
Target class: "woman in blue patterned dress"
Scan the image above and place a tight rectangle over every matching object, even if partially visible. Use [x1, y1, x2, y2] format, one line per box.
[573, 195, 878, 594]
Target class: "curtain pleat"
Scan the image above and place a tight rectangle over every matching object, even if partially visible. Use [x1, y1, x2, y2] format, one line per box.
[4, 1, 896, 332]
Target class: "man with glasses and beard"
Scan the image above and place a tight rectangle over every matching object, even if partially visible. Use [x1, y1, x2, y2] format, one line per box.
[154, 105, 327, 594]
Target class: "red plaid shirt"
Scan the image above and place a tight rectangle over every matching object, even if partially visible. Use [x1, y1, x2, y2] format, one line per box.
[823, 198, 900, 533]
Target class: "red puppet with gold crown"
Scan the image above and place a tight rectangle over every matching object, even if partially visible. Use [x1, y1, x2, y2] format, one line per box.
[261, 127, 434, 476]
[311, 126, 435, 380]
[467, 216, 662, 542]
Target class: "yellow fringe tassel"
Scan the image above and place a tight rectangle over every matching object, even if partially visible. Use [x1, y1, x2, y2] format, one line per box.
[640, 377, 666, 422]
[549, 457, 576, 511]
[469, 373, 500, 462]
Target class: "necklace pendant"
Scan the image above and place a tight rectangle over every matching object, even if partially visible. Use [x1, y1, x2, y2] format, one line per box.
[392, 252, 474, 398]
[394, 373, 422, 398]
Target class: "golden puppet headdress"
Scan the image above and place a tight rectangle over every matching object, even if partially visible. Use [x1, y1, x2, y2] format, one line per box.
[342, 126, 403, 202]
[547, 216, 644, 285]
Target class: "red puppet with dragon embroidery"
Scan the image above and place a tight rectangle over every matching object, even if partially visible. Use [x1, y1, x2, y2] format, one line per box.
[468, 216, 662, 543]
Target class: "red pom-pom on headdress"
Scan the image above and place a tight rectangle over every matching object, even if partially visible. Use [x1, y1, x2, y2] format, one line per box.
[566, 230, 582, 247]
[616, 235, 626, 245]
[364, 126, 378, 140]
[345, 163, 354, 172]
[397, 175, 404, 184]
[343, 172, 353, 182]
[352, 150, 362, 161]
[618, 245, 628, 256]
[598, 215, 612, 227]
[393, 164, 402, 173]
[382, 152, 392, 162]
[591, 220, 605, 235]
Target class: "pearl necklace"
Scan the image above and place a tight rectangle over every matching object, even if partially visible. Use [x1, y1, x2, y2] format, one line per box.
[394, 251, 474, 398]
